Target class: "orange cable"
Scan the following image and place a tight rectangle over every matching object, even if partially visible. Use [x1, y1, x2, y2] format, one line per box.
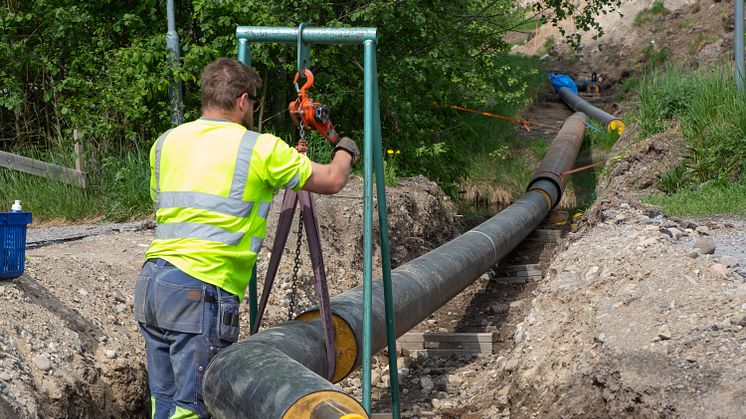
[438, 103, 559, 132]
[561, 160, 606, 176]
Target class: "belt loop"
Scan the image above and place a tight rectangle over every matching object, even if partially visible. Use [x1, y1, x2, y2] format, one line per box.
[154, 258, 168, 268]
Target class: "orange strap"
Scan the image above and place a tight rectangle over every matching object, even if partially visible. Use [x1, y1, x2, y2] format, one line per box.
[561, 160, 605, 176]
[437, 102, 559, 132]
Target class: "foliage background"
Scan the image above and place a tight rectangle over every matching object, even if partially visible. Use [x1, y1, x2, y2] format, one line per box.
[0, 0, 615, 219]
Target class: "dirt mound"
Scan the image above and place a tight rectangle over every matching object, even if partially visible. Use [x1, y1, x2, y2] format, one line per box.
[0, 175, 458, 418]
[470, 122, 746, 417]
[578, 124, 684, 230]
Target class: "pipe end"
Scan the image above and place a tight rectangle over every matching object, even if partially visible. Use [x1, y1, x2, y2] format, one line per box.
[296, 312, 358, 382]
[607, 119, 625, 135]
[283, 390, 367, 419]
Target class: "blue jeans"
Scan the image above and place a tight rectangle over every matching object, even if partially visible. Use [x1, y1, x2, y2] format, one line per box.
[134, 259, 240, 419]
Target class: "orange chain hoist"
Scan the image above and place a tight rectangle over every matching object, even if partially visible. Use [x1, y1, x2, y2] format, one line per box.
[288, 68, 339, 153]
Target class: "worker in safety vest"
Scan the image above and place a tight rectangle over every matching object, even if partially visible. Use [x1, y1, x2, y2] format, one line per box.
[133, 58, 359, 419]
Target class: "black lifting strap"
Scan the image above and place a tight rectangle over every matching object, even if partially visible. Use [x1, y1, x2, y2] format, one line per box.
[252, 188, 337, 381]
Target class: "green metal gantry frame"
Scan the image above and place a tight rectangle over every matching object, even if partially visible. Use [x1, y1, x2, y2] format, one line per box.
[237, 24, 400, 418]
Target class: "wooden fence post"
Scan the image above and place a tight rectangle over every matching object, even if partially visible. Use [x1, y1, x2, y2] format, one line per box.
[74, 129, 85, 188]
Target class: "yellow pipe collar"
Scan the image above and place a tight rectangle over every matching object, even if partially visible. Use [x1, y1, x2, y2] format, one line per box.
[295, 312, 358, 383]
[607, 119, 625, 135]
[283, 390, 367, 419]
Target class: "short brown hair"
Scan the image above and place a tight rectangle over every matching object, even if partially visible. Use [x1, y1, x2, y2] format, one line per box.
[201, 58, 262, 112]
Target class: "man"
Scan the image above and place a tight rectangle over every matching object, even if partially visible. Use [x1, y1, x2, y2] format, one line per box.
[133, 58, 359, 419]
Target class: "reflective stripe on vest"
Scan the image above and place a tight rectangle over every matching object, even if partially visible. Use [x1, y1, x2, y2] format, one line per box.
[250, 236, 264, 253]
[156, 222, 244, 246]
[284, 172, 301, 190]
[154, 129, 264, 245]
[154, 129, 173, 195]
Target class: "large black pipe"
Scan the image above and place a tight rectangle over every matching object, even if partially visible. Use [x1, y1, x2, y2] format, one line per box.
[204, 112, 588, 418]
[558, 87, 624, 134]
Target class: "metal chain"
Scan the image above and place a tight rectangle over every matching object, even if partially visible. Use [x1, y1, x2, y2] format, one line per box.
[288, 193, 304, 319]
[288, 117, 309, 321]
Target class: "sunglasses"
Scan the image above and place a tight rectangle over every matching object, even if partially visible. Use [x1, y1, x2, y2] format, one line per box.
[239, 92, 263, 113]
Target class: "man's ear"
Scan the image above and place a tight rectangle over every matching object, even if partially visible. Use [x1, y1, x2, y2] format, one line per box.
[236, 92, 249, 112]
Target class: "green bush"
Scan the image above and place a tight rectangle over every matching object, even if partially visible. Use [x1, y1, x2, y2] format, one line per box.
[632, 64, 746, 214]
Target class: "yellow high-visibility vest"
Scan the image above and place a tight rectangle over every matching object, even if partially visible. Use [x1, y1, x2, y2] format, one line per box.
[145, 117, 312, 299]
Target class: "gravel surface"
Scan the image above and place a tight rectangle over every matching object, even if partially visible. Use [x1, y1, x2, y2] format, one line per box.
[26, 221, 151, 248]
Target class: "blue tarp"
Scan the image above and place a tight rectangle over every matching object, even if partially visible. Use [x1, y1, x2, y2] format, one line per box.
[549, 72, 578, 95]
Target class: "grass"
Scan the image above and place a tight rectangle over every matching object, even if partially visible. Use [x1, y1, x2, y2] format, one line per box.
[441, 54, 548, 213]
[644, 180, 746, 216]
[634, 0, 669, 27]
[688, 33, 718, 55]
[639, 44, 670, 72]
[631, 64, 746, 216]
[0, 146, 151, 222]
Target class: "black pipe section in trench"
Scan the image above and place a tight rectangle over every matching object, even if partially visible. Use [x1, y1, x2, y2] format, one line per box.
[558, 86, 624, 134]
[203, 112, 588, 419]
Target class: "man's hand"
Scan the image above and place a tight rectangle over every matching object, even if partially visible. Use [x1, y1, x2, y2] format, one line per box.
[332, 137, 360, 165]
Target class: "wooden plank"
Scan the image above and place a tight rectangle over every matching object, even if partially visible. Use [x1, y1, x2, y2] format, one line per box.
[397, 334, 425, 344]
[492, 277, 530, 284]
[0, 150, 85, 187]
[494, 270, 543, 277]
[419, 349, 487, 357]
[421, 332, 496, 343]
[423, 341, 492, 351]
[401, 332, 496, 343]
[497, 264, 541, 272]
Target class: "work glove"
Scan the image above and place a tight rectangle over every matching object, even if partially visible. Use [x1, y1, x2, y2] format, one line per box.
[332, 136, 360, 165]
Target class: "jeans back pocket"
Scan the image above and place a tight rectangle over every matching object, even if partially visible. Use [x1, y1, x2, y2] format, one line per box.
[153, 279, 205, 334]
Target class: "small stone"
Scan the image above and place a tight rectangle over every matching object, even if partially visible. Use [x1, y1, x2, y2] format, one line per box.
[658, 325, 672, 341]
[420, 375, 434, 393]
[105, 349, 118, 359]
[504, 359, 519, 372]
[687, 251, 700, 259]
[371, 370, 381, 386]
[78, 289, 88, 297]
[694, 237, 716, 254]
[491, 303, 510, 314]
[695, 226, 711, 235]
[585, 266, 600, 279]
[660, 227, 683, 240]
[709, 263, 731, 279]
[509, 301, 524, 310]
[641, 237, 658, 247]
[719, 256, 739, 268]
[0, 372, 10, 381]
[447, 374, 464, 388]
[398, 367, 410, 378]
[32, 355, 52, 371]
[114, 304, 128, 313]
